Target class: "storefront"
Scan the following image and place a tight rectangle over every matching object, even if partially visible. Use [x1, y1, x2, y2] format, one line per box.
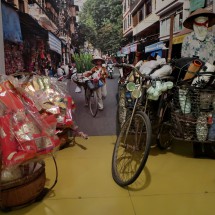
[2, 3, 63, 75]
[129, 43, 137, 64]
[2, 2, 24, 75]
[121, 46, 130, 63]
[19, 12, 50, 75]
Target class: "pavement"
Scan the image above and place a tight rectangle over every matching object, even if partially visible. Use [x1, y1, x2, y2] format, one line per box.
[11, 136, 215, 215]
[68, 69, 119, 136]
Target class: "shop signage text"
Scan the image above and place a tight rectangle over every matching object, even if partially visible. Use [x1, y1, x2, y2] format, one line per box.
[173, 34, 188, 44]
[48, 32, 62, 55]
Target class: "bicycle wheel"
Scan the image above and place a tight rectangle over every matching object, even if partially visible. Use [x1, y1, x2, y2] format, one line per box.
[85, 87, 90, 106]
[157, 106, 173, 150]
[112, 111, 152, 186]
[157, 122, 173, 149]
[89, 90, 98, 117]
[117, 85, 127, 131]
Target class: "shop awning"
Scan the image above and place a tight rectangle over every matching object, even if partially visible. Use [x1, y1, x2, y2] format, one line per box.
[145, 41, 164, 53]
[19, 12, 48, 39]
[121, 43, 137, 55]
[2, 3, 23, 43]
[39, 16, 58, 33]
[172, 28, 192, 44]
[48, 32, 62, 55]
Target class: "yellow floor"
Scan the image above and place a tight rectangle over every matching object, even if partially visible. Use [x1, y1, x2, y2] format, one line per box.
[5, 136, 215, 215]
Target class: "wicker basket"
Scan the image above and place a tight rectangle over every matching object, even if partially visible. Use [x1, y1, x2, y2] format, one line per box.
[0, 162, 46, 210]
[171, 111, 197, 140]
[171, 86, 215, 142]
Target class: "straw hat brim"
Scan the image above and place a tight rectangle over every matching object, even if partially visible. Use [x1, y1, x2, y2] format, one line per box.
[91, 57, 105, 64]
[183, 8, 215, 30]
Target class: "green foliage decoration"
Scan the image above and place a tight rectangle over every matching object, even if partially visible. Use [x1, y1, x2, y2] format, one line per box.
[73, 53, 93, 73]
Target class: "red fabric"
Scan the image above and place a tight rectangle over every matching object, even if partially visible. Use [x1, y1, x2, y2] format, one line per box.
[194, 20, 208, 27]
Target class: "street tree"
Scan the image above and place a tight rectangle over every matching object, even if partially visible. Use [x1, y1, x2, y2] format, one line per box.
[78, 0, 123, 53]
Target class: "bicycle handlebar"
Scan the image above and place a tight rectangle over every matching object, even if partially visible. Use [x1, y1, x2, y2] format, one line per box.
[114, 63, 146, 78]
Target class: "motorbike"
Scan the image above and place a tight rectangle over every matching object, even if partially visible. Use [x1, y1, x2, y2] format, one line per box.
[107, 63, 114, 79]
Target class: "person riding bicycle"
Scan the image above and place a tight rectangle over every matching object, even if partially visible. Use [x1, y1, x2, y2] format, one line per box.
[84, 56, 108, 111]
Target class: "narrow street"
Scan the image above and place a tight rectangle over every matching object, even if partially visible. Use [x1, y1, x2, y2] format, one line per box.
[1, 0, 215, 214]
[68, 69, 119, 136]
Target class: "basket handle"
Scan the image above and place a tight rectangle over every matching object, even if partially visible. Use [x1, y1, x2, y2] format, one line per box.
[34, 153, 58, 202]
[0, 153, 58, 211]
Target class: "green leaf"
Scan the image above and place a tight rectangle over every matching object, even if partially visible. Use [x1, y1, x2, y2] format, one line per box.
[78, 0, 123, 53]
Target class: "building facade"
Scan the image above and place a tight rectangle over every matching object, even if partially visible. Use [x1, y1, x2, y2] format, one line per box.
[123, 0, 133, 42]
[121, 0, 215, 61]
[3, 0, 79, 64]
[27, 0, 79, 64]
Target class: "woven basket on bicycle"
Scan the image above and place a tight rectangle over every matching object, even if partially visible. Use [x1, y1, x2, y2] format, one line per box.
[170, 73, 215, 142]
[0, 161, 46, 210]
[169, 57, 215, 141]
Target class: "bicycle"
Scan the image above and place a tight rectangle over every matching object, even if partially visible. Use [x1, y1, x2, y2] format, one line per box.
[84, 80, 98, 117]
[112, 63, 152, 186]
[112, 62, 176, 186]
[72, 72, 99, 117]
[116, 64, 135, 133]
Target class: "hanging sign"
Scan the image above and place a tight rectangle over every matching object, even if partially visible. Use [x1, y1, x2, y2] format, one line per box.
[130, 44, 137, 52]
[173, 34, 189, 44]
[121, 46, 130, 54]
[116, 51, 126, 57]
[48, 32, 62, 55]
[190, 0, 205, 12]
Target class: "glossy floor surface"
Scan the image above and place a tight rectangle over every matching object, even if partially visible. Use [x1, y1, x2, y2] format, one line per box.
[5, 136, 215, 215]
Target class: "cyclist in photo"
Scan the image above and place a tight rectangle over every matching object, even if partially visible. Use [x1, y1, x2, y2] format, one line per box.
[84, 56, 108, 111]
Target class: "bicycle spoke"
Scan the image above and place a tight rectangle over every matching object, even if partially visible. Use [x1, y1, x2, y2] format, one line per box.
[87, 90, 98, 117]
[112, 111, 152, 186]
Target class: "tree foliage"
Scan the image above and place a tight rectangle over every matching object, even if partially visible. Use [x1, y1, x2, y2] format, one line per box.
[78, 0, 123, 53]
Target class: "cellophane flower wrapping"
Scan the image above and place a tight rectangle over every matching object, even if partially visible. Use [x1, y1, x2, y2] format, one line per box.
[15, 75, 76, 128]
[0, 75, 61, 173]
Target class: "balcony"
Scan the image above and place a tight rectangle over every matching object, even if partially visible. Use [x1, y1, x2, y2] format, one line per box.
[130, 0, 142, 14]
[155, 0, 184, 16]
[133, 13, 159, 36]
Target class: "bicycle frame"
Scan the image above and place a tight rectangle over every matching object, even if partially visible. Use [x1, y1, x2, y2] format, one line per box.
[124, 77, 143, 142]
[118, 64, 150, 149]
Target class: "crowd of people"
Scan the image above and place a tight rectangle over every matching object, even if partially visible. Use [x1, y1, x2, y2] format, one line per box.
[44, 62, 77, 79]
